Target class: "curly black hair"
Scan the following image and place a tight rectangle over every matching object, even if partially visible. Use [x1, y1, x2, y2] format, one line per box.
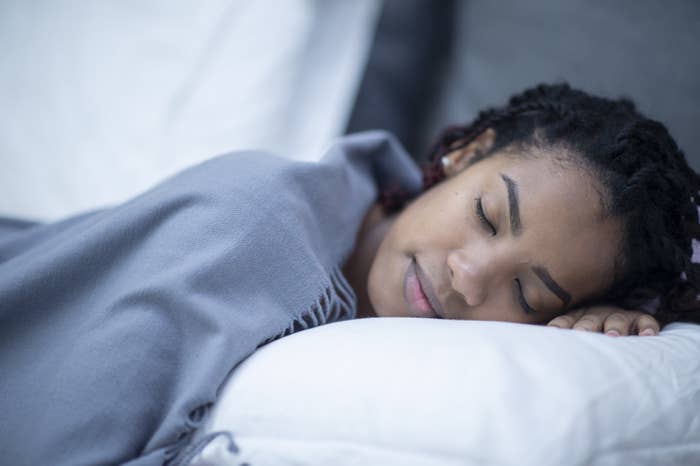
[381, 83, 700, 325]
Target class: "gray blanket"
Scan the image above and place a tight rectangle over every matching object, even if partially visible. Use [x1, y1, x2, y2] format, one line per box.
[0, 131, 421, 466]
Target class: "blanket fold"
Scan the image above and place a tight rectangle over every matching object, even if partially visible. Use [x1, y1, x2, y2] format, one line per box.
[0, 131, 421, 466]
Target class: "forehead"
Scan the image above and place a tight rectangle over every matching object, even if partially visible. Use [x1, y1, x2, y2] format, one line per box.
[473, 152, 622, 303]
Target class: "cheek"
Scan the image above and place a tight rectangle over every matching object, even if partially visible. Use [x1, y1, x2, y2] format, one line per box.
[399, 186, 471, 248]
[461, 301, 534, 324]
[366, 244, 407, 317]
[367, 179, 478, 317]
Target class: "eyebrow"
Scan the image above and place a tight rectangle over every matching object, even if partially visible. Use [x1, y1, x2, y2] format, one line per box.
[500, 174, 522, 236]
[500, 173, 572, 308]
[532, 266, 572, 307]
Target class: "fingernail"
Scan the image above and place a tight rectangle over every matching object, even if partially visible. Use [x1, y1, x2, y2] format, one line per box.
[640, 328, 656, 336]
[606, 330, 621, 337]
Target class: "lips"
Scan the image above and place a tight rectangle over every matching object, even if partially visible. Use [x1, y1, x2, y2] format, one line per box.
[414, 260, 445, 318]
[403, 257, 444, 319]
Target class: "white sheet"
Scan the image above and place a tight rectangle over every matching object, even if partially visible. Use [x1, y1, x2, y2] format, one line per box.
[0, 0, 380, 221]
[185, 318, 700, 466]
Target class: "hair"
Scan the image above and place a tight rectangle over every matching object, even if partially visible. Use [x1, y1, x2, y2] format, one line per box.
[381, 82, 700, 325]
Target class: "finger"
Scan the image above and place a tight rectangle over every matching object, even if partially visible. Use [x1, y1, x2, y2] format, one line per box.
[547, 308, 585, 329]
[603, 312, 631, 337]
[571, 314, 605, 333]
[547, 315, 576, 329]
[633, 314, 660, 336]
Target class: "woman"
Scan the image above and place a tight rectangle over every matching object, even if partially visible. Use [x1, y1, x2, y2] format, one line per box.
[347, 83, 700, 335]
[2, 83, 699, 466]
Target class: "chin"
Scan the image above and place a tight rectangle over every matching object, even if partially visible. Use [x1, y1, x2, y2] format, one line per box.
[366, 289, 386, 317]
[366, 253, 408, 318]
[372, 299, 408, 318]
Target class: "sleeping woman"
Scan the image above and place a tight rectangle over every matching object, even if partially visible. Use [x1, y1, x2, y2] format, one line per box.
[2, 83, 699, 466]
[346, 83, 700, 334]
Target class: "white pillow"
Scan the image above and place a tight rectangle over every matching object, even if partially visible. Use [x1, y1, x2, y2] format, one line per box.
[183, 318, 700, 466]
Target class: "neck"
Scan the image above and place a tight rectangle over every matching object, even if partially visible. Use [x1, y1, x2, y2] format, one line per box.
[343, 203, 395, 318]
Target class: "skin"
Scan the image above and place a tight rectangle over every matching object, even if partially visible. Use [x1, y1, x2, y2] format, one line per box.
[343, 129, 661, 337]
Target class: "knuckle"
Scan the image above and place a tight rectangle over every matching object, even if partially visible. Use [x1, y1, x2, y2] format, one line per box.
[636, 314, 661, 335]
[548, 315, 574, 328]
[559, 315, 577, 326]
[603, 318, 628, 335]
[638, 315, 660, 327]
[605, 312, 629, 324]
[572, 317, 601, 331]
[580, 306, 605, 315]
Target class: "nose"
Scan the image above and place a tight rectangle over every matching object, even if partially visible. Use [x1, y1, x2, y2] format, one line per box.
[446, 249, 491, 307]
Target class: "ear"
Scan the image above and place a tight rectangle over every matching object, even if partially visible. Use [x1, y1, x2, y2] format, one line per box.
[441, 128, 496, 177]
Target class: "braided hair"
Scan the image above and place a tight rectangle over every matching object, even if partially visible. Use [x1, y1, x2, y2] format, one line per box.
[381, 83, 700, 325]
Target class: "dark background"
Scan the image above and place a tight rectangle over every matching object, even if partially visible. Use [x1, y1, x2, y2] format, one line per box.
[346, 0, 700, 170]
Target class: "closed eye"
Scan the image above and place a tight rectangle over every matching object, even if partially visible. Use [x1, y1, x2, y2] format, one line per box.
[513, 279, 537, 315]
[474, 197, 496, 236]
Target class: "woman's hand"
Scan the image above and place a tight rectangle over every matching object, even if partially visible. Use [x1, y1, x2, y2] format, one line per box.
[547, 305, 660, 337]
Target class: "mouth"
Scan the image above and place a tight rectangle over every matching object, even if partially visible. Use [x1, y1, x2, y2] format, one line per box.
[403, 256, 444, 319]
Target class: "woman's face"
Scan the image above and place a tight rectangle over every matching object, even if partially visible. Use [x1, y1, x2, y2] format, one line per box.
[367, 144, 623, 324]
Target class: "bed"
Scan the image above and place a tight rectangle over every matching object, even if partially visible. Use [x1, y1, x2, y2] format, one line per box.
[2, 1, 699, 465]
